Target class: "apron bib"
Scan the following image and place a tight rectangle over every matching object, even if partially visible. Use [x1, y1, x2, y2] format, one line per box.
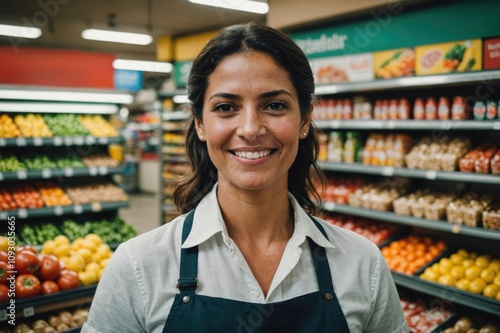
[162, 210, 350, 333]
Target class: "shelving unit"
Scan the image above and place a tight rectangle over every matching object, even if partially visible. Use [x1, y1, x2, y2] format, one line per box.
[315, 71, 500, 316]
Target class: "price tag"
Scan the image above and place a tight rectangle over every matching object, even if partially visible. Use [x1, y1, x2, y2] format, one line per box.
[86, 136, 96, 145]
[33, 137, 43, 146]
[64, 168, 74, 177]
[74, 136, 84, 145]
[425, 170, 437, 180]
[0, 212, 7, 221]
[98, 137, 109, 145]
[16, 170, 27, 179]
[494, 122, 500, 130]
[53, 137, 63, 146]
[41, 169, 52, 178]
[23, 306, 35, 318]
[18, 209, 28, 219]
[98, 166, 108, 175]
[73, 204, 83, 214]
[387, 121, 396, 129]
[0, 309, 7, 321]
[0, 173, 3, 181]
[440, 121, 452, 130]
[381, 167, 394, 176]
[91, 202, 102, 212]
[16, 137, 27, 146]
[64, 137, 73, 146]
[451, 225, 461, 234]
[0, 138, 6, 146]
[329, 120, 340, 129]
[88, 167, 98, 176]
[54, 206, 64, 216]
[324, 202, 336, 211]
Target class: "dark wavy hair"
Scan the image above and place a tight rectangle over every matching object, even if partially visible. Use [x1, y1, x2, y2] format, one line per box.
[174, 22, 325, 214]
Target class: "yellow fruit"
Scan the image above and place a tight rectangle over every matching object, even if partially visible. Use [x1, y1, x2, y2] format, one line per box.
[465, 265, 481, 280]
[59, 256, 71, 267]
[77, 248, 93, 264]
[82, 239, 98, 252]
[71, 238, 86, 251]
[456, 249, 469, 258]
[54, 235, 70, 246]
[53, 244, 71, 258]
[475, 255, 492, 269]
[421, 270, 439, 282]
[79, 271, 97, 286]
[96, 269, 103, 281]
[497, 291, 500, 301]
[438, 258, 454, 275]
[100, 258, 110, 269]
[480, 268, 496, 284]
[41, 240, 56, 255]
[97, 244, 111, 259]
[469, 278, 487, 294]
[85, 262, 101, 275]
[493, 275, 500, 287]
[450, 266, 466, 280]
[488, 259, 500, 273]
[85, 234, 103, 247]
[0, 236, 8, 252]
[438, 274, 456, 287]
[462, 259, 475, 268]
[469, 252, 478, 260]
[449, 254, 464, 265]
[67, 254, 86, 272]
[91, 253, 102, 263]
[483, 284, 500, 298]
[456, 279, 470, 291]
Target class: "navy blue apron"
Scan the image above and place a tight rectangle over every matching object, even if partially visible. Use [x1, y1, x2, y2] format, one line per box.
[162, 210, 350, 333]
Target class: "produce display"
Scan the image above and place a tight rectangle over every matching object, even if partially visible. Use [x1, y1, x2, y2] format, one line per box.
[0, 114, 21, 137]
[20, 223, 61, 246]
[400, 294, 454, 333]
[12, 307, 90, 333]
[20, 154, 57, 170]
[438, 316, 500, 333]
[14, 114, 53, 137]
[64, 180, 128, 204]
[78, 115, 118, 137]
[52, 154, 85, 169]
[381, 234, 447, 275]
[394, 190, 457, 220]
[420, 249, 500, 300]
[10, 184, 44, 209]
[0, 153, 26, 172]
[36, 181, 73, 207]
[447, 192, 495, 227]
[348, 180, 409, 211]
[82, 152, 119, 167]
[43, 114, 89, 136]
[459, 144, 499, 174]
[0, 189, 17, 211]
[318, 177, 366, 204]
[59, 218, 137, 244]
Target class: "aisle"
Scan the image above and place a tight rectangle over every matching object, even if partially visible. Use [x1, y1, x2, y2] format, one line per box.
[120, 193, 160, 235]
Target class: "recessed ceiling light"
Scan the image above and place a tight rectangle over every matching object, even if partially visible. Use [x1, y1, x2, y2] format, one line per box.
[113, 59, 173, 73]
[188, 0, 269, 14]
[82, 29, 153, 45]
[0, 24, 42, 39]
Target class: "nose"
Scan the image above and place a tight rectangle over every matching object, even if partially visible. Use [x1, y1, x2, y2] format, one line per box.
[235, 107, 266, 141]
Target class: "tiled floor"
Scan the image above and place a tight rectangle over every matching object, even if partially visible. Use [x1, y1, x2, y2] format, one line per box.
[119, 192, 161, 235]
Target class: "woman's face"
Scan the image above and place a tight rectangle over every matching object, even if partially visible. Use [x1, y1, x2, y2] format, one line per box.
[195, 51, 311, 193]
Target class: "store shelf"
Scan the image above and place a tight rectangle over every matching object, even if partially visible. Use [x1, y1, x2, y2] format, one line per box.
[392, 273, 500, 316]
[314, 70, 500, 95]
[0, 166, 125, 181]
[318, 162, 500, 185]
[125, 123, 160, 131]
[0, 284, 96, 322]
[0, 136, 123, 147]
[163, 110, 190, 121]
[158, 89, 188, 98]
[313, 119, 500, 131]
[321, 202, 500, 241]
[0, 201, 129, 220]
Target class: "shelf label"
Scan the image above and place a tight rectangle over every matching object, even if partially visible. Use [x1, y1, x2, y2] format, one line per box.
[0, 309, 6, 321]
[64, 168, 74, 177]
[0, 212, 7, 221]
[91, 202, 102, 212]
[98, 137, 109, 145]
[18, 209, 28, 219]
[64, 137, 73, 146]
[381, 167, 394, 176]
[74, 136, 84, 145]
[23, 306, 35, 318]
[86, 136, 96, 145]
[54, 206, 64, 216]
[324, 202, 336, 211]
[41, 169, 52, 178]
[16, 170, 27, 179]
[98, 166, 108, 175]
[451, 224, 461, 234]
[494, 122, 500, 130]
[88, 167, 98, 176]
[73, 204, 83, 214]
[425, 170, 437, 180]
[387, 121, 396, 129]
[16, 137, 27, 146]
[53, 137, 63, 146]
[0, 173, 3, 181]
[440, 121, 452, 130]
[329, 120, 340, 129]
[0, 138, 6, 146]
[33, 137, 43, 146]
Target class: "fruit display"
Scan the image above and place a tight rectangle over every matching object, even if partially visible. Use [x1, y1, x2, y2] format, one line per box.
[43, 114, 89, 136]
[447, 192, 496, 227]
[0, 114, 21, 137]
[394, 190, 457, 220]
[60, 218, 137, 244]
[78, 114, 119, 137]
[459, 144, 498, 174]
[14, 114, 53, 137]
[20, 223, 61, 246]
[420, 249, 500, 300]
[20, 154, 57, 170]
[483, 201, 500, 230]
[320, 213, 400, 245]
[64, 179, 128, 204]
[10, 184, 44, 209]
[13, 307, 90, 333]
[400, 294, 454, 333]
[82, 152, 119, 167]
[318, 177, 366, 204]
[348, 179, 409, 212]
[35, 180, 73, 207]
[0, 153, 26, 172]
[52, 153, 85, 169]
[0, 189, 17, 211]
[438, 316, 500, 333]
[381, 234, 447, 275]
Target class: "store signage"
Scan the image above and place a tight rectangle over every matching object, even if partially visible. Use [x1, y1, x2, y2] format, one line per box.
[114, 69, 143, 92]
[484, 37, 500, 70]
[173, 60, 193, 88]
[311, 53, 373, 84]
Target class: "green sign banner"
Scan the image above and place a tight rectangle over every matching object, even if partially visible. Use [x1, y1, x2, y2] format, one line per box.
[173, 60, 193, 88]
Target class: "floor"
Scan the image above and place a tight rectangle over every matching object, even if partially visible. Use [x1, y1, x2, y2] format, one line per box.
[119, 192, 161, 235]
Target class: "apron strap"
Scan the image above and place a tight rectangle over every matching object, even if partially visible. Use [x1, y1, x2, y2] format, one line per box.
[308, 216, 335, 291]
[177, 210, 198, 291]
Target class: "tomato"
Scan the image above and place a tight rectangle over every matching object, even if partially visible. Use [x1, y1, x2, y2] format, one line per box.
[0, 251, 7, 263]
[57, 271, 80, 291]
[17, 245, 38, 255]
[0, 284, 9, 302]
[15, 250, 40, 275]
[38, 255, 61, 281]
[15, 274, 42, 299]
[0, 261, 9, 285]
[41, 280, 60, 295]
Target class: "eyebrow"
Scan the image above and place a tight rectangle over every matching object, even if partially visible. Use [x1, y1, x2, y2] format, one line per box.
[208, 89, 293, 101]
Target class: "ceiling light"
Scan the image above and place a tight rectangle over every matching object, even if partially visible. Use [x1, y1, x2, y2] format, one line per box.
[0, 24, 42, 39]
[81, 28, 153, 45]
[113, 59, 173, 73]
[188, 0, 269, 14]
[0, 87, 133, 104]
[173, 95, 190, 104]
[0, 102, 118, 114]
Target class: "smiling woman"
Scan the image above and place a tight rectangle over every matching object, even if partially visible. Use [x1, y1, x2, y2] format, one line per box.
[83, 22, 408, 333]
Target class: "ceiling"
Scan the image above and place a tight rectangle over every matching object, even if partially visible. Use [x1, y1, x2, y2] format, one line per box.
[0, 0, 267, 60]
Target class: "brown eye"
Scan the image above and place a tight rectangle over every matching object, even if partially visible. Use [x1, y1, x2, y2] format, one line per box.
[214, 103, 236, 112]
[266, 101, 288, 111]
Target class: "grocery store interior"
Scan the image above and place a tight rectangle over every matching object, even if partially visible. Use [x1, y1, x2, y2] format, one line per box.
[1, 0, 500, 331]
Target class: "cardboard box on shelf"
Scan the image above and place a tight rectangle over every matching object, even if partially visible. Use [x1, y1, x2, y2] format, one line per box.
[415, 39, 482, 75]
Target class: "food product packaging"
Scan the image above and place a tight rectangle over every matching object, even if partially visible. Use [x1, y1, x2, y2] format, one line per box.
[491, 149, 500, 175]
[374, 48, 415, 79]
[474, 146, 496, 174]
[482, 201, 500, 230]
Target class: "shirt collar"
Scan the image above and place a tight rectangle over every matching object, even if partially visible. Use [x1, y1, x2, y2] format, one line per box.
[181, 183, 335, 250]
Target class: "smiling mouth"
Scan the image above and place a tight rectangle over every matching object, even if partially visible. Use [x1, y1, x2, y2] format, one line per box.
[232, 149, 275, 160]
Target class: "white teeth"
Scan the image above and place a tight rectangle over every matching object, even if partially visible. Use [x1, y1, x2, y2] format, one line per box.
[234, 150, 271, 159]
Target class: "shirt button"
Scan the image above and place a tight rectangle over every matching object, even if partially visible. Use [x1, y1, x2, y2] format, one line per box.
[324, 293, 333, 301]
[250, 290, 260, 298]
[183, 296, 190, 303]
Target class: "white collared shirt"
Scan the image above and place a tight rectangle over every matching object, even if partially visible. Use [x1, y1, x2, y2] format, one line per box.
[83, 184, 408, 333]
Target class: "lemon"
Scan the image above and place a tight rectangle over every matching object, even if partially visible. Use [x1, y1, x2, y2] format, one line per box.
[465, 265, 481, 280]
[438, 258, 454, 275]
[462, 259, 475, 268]
[449, 254, 464, 265]
[91, 253, 102, 264]
[100, 258, 110, 269]
[0, 236, 8, 252]
[475, 255, 492, 269]
[53, 244, 71, 258]
[450, 266, 466, 280]
[97, 244, 111, 259]
[41, 240, 56, 255]
[438, 274, 456, 287]
[494, 275, 500, 287]
[67, 254, 86, 272]
[497, 291, 500, 301]
[71, 238, 86, 251]
[79, 271, 97, 286]
[85, 234, 103, 247]
[85, 262, 101, 275]
[480, 268, 496, 284]
[469, 278, 487, 294]
[77, 248, 93, 264]
[54, 235, 70, 246]
[483, 284, 500, 298]
[82, 239, 98, 252]
[488, 259, 500, 273]
[456, 279, 470, 291]
[456, 249, 469, 258]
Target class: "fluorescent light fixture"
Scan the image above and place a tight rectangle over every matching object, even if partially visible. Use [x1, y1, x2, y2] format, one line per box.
[0, 102, 118, 114]
[82, 28, 153, 45]
[0, 24, 42, 39]
[0, 88, 133, 104]
[188, 0, 268, 14]
[173, 95, 190, 104]
[113, 59, 173, 73]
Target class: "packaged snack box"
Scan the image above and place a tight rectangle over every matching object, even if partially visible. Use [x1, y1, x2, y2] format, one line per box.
[374, 48, 415, 79]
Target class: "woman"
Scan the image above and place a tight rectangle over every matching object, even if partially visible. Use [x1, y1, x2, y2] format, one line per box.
[83, 23, 408, 333]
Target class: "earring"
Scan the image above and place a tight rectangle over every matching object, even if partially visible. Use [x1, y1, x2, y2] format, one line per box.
[199, 134, 204, 141]
[302, 132, 307, 138]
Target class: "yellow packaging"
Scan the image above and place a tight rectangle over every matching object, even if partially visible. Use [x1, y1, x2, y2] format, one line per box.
[374, 48, 415, 79]
[415, 39, 482, 75]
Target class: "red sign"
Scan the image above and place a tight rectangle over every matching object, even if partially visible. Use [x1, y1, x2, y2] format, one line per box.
[484, 37, 500, 70]
[0, 45, 115, 88]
